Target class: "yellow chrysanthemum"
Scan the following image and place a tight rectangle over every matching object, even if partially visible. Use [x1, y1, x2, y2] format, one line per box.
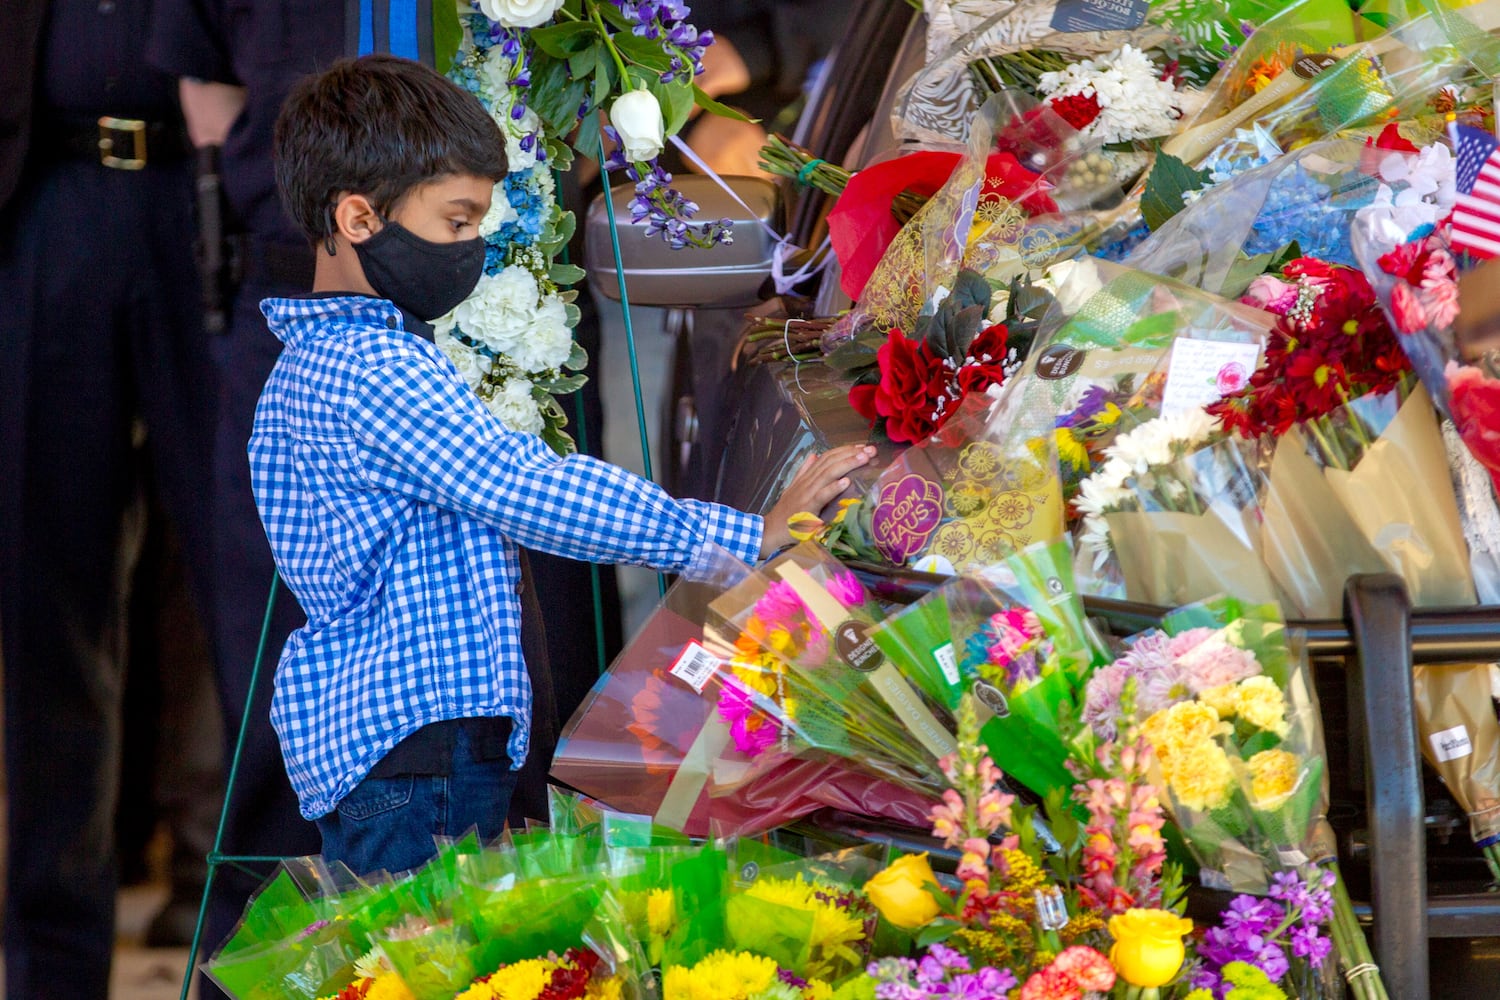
[584, 976, 624, 1000]
[744, 876, 864, 975]
[1232, 676, 1289, 738]
[454, 982, 496, 1000]
[663, 951, 780, 1000]
[1161, 742, 1235, 812]
[647, 888, 676, 938]
[1198, 683, 1240, 718]
[365, 973, 417, 1000]
[1249, 748, 1300, 808]
[804, 980, 835, 1000]
[486, 959, 553, 1000]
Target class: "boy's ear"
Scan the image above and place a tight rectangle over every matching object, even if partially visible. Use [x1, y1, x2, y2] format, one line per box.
[333, 192, 382, 244]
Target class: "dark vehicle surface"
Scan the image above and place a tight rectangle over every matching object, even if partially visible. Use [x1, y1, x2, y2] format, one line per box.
[583, 2, 1500, 994]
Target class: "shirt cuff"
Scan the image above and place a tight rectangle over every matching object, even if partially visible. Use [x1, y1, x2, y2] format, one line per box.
[686, 504, 762, 578]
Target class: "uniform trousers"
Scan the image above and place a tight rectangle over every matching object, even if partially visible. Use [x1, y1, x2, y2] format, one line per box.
[0, 154, 214, 1000]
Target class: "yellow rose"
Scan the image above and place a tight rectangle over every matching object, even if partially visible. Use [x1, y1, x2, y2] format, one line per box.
[1108, 908, 1193, 988]
[865, 853, 943, 929]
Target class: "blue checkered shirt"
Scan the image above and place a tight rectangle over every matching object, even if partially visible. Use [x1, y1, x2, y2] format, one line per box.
[249, 295, 763, 819]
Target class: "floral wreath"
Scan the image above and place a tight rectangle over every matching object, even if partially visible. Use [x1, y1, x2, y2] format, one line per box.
[438, 0, 733, 454]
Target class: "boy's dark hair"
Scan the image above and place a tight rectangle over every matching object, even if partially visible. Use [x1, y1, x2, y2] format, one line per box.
[274, 54, 507, 246]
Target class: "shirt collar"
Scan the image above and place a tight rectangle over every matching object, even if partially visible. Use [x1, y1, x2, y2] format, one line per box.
[260, 293, 435, 346]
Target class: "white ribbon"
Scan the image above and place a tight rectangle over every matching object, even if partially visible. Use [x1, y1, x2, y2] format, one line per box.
[668, 134, 832, 296]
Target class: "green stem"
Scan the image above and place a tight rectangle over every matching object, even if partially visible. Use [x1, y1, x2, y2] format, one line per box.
[1483, 843, 1500, 888]
[590, 3, 633, 89]
[1331, 865, 1390, 1000]
[1306, 416, 1350, 472]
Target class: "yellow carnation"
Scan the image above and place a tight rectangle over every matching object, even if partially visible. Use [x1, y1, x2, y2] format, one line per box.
[585, 976, 624, 1000]
[1142, 701, 1229, 761]
[1198, 683, 1240, 718]
[1248, 748, 1300, 808]
[1233, 676, 1289, 737]
[1161, 742, 1235, 812]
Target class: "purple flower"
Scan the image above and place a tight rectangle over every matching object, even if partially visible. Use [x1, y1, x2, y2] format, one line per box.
[1222, 895, 1284, 936]
[1291, 923, 1332, 968]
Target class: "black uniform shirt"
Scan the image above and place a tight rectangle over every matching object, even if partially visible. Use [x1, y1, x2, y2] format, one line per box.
[147, 0, 341, 244]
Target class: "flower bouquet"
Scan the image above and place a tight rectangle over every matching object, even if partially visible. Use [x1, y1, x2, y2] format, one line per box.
[1162, 0, 1497, 171]
[1075, 405, 1285, 609]
[1202, 253, 1477, 616]
[1080, 594, 1389, 999]
[549, 547, 937, 837]
[868, 538, 1108, 802]
[704, 542, 957, 797]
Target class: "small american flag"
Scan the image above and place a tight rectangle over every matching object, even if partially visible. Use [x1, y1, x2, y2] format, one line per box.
[1452, 125, 1500, 259]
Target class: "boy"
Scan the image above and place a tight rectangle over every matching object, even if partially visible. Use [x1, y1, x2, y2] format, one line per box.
[251, 55, 874, 876]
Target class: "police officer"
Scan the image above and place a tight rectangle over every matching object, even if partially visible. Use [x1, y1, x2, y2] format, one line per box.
[146, 0, 334, 969]
[0, 1, 215, 997]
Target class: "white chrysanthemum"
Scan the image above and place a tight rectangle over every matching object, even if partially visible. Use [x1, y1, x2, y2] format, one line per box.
[509, 293, 572, 373]
[1074, 456, 1134, 560]
[1039, 45, 1182, 144]
[479, 183, 518, 237]
[435, 331, 491, 391]
[1107, 408, 1218, 474]
[452, 265, 537, 356]
[486, 377, 545, 435]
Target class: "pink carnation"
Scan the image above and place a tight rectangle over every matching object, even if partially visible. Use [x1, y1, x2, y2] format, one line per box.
[1174, 636, 1261, 694]
[1390, 280, 1428, 334]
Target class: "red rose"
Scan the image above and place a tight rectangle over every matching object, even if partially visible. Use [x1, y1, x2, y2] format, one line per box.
[952, 323, 1011, 397]
[849, 328, 952, 443]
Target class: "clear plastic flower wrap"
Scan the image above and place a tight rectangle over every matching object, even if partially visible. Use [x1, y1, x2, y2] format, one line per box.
[868, 538, 1111, 802]
[1127, 138, 1405, 293]
[702, 542, 956, 799]
[1164, 1, 1500, 170]
[548, 545, 938, 837]
[829, 91, 1117, 351]
[1079, 596, 1334, 892]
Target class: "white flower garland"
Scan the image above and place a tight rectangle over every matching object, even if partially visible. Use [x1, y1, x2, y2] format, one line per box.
[440, 14, 587, 453]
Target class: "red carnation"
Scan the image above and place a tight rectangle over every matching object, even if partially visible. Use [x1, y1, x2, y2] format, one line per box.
[1049, 91, 1102, 132]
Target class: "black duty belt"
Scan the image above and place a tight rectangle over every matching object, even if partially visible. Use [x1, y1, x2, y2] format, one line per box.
[36, 115, 192, 169]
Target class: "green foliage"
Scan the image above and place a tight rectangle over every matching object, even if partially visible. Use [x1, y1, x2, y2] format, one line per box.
[1142, 153, 1212, 232]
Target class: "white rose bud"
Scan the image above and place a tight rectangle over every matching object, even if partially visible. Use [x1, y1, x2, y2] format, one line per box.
[611, 89, 665, 163]
[477, 0, 565, 29]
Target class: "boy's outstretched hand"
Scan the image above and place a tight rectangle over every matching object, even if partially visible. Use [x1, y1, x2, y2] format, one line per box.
[759, 444, 878, 557]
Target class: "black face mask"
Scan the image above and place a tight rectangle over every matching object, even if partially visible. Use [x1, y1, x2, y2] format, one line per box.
[352, 219, 486, 322]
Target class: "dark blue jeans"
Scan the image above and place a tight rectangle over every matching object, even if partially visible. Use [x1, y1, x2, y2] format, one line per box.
[315, 726, 519, 876]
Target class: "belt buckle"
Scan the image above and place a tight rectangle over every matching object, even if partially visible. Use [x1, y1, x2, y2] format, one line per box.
[97, 116, 147, 170]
